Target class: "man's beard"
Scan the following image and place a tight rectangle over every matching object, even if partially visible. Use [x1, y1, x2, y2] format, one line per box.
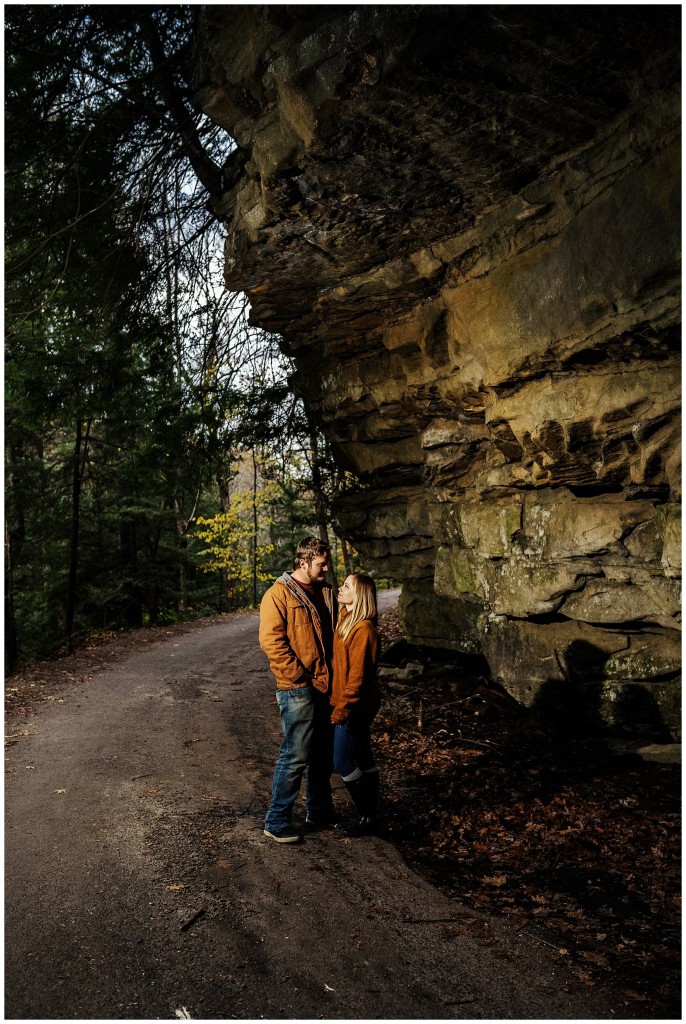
[307, 567, 324, 583]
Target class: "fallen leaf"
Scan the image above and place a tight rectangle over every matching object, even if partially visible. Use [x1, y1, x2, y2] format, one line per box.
[166, 883, 189, 891]
[482, 875, 507, 887]
[579, 951, 610, 967]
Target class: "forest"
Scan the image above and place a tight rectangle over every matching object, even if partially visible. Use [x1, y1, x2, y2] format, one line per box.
[5, 6, 360, 671]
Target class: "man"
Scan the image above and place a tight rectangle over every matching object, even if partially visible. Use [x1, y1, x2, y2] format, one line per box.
[259, 536, 338, 843]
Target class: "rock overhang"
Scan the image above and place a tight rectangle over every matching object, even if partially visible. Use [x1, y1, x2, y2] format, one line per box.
[194, 5, 681, 738]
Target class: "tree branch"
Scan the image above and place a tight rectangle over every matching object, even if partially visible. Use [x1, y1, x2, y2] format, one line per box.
[137, 11, 222, 198]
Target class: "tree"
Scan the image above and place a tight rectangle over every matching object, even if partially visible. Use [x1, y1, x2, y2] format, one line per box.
[5, 6, 228, 661]
[4, 6, 356, 668]
[195, 480, 278, 610]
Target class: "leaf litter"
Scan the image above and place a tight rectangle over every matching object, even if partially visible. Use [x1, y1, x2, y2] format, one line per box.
[375, 609, 681, 1020]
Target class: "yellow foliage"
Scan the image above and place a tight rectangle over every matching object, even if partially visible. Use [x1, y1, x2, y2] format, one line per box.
[194, 482, 279, 589]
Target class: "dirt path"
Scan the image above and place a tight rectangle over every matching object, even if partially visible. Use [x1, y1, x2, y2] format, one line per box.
[6, 598, 618, 1020]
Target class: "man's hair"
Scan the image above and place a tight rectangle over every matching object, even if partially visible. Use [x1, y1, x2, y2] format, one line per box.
[336, 573, 377, 640]
[294, 536, 330, 568]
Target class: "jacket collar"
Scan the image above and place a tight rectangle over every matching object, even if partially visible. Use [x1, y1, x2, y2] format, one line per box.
[278, 571, 335, 617]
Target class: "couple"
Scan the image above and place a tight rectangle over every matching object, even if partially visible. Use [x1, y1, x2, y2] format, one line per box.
[258, 536, 381, 844]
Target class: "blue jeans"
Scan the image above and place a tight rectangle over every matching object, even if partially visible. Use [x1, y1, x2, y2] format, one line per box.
[265, 687, 334, 830]
[333, 714, 376, 779]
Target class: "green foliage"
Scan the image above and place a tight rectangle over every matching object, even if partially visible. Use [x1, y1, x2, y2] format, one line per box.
[4, 6, 368, 670]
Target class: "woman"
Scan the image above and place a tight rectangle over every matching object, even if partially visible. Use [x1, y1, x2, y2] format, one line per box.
[331, 573, 382, 837]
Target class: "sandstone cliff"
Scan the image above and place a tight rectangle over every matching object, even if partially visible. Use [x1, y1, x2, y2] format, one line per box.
[194, 6, 681, 737]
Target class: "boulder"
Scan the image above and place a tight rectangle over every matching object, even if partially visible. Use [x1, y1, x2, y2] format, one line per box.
[399, 581, 481, 653]
[480, 615, 680, 738]
[560, 574, 681, 629]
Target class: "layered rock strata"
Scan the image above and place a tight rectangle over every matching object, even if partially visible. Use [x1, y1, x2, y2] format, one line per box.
[194, 6, 681, 737]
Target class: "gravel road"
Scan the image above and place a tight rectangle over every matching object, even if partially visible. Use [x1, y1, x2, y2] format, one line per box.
[6, 595, 617, 1020]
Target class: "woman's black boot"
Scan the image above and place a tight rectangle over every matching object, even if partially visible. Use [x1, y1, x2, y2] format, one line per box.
[339, 772, 379, 837]
[339, 815, 375, 837]
[342, 777, 366, 816]
[362, 769, 379, 817]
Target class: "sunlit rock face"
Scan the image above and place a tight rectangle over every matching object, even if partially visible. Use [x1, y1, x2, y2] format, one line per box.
[195, 6, 681, 737]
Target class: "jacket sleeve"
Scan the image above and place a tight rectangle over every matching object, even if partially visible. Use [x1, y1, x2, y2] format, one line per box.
[331, 624, 380, 724]
[259, 588, 309, 686]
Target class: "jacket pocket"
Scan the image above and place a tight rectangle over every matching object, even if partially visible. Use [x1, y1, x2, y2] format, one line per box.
[289, 605, 310, 627]
[288, 606, 318, 665]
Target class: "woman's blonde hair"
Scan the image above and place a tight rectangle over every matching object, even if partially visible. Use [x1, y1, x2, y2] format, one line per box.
[336, 573, 377, 640]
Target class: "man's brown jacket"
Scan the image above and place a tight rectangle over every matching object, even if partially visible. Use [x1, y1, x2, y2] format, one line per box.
[259, 572, 337, 693]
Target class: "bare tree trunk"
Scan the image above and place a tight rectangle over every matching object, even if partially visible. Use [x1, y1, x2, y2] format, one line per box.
[307, 423, 339, 585]
[176, 495, 192, 614]
[175, 482, 202, 615]
[119, 475, 143, 629]
[252, 450, 258, 607]
[178, 551, 187, 613]
[341, 536, 354, 576]
[5, 526, 19, 673]
[308, 427, 330, 547]
[216, 470, 232, 612]
[307, 425, 338, 586]
[143, 526, 162, 625]
[5, 443, 25, 673]
[217, 573, 229, 613]
[217, 470, 231, 514]
[65, 418, 91, 648]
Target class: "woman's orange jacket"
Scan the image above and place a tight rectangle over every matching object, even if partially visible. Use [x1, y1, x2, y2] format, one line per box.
[331, 612, 381, 725]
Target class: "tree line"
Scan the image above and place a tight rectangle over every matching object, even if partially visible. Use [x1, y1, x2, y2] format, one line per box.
[5, 6, 360, 671]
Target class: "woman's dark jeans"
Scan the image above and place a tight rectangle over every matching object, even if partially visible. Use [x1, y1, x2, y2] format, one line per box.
[333, 713, 376, 779]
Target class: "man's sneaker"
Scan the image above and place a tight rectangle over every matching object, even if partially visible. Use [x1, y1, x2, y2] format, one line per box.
[263, 825, 303, 844]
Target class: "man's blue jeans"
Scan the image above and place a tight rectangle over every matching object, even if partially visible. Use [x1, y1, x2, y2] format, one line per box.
[265, 686, 334, 830]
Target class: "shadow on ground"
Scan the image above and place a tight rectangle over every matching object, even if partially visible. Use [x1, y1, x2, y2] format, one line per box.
[374, 611, 681, 1020]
